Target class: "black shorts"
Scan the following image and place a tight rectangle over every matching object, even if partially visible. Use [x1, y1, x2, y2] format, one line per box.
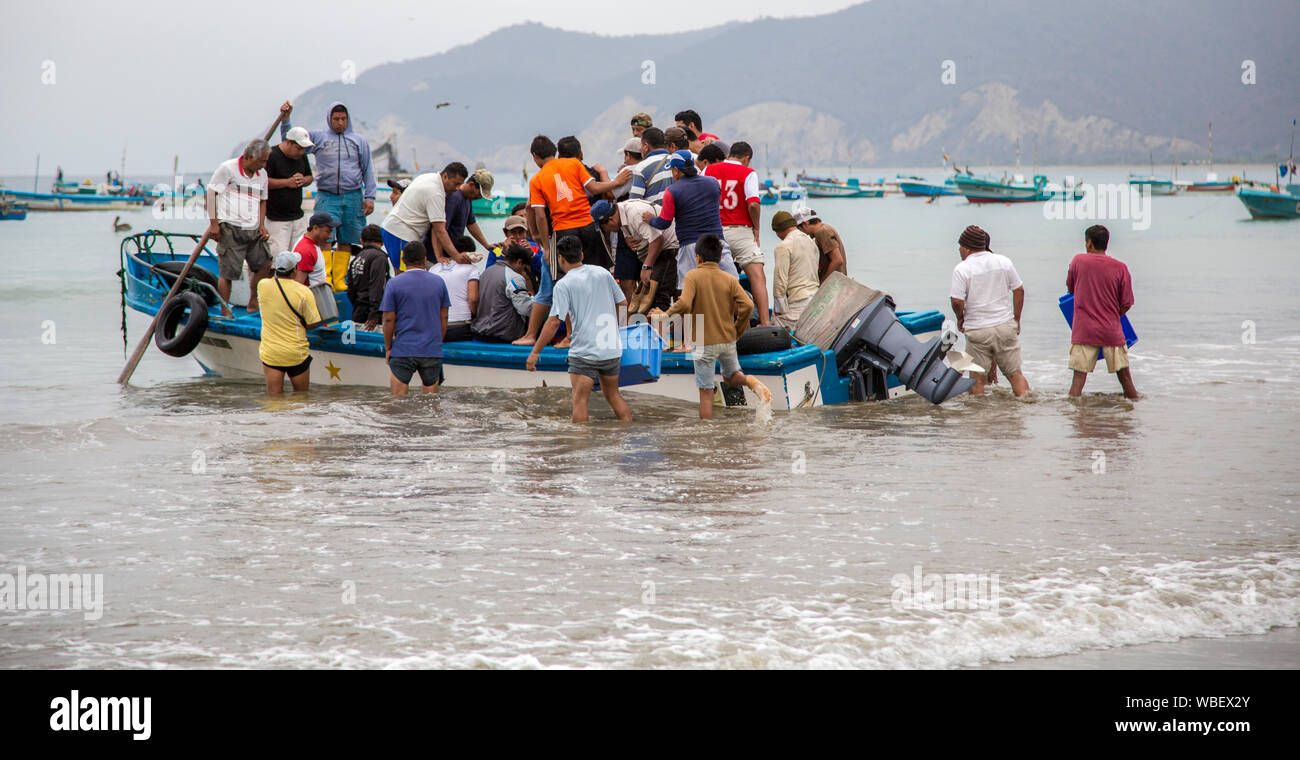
[613, 239, 642, 281]
[262, 355, 312, 377]
[444, 322, 473, 343]
[557, 223, 611, 269]
[388, 356, 444, 386]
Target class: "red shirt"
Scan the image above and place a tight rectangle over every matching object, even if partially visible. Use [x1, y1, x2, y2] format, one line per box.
[1066, 252, 1134, 346]
[704, 161, 760, 227]
[294, 235, 320, 275]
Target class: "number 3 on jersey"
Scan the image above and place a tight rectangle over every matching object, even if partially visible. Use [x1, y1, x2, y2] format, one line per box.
[721, 179, 740, 210]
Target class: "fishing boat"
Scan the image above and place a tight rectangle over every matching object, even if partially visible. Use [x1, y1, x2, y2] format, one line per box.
[803, 178, 884, 198]
[0, 200, 28, 220]
[1128, 151, 1180, 195]
[121, 231, 974, 410]
[952, 173, 1046, 203]
[1181, 122, 1237, 192]
[1180, 173, 1236, 192]
[1128, 175, 1180, 195]
[759, 186, 779, 205]
[952, 173, 1083, 203]
[1237, 183, 1300, 219]
[0, 187, 148, 211]
[896, 176, 961, 198]
[53, 179, 126, 195]
[777, 182, 805, 200]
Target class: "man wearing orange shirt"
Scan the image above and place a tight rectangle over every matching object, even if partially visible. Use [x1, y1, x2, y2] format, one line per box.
[514, 134, 630, 346]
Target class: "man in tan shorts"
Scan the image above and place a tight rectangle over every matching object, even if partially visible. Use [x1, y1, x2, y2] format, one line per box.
[949, 225, 1029, 397]
[1067, 225, 1138, 399]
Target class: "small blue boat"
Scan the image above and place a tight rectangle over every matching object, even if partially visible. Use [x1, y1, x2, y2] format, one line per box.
[803, 178, 885, 198]
[953, 173, 1045, 203]
[1, 187, 148, 211]
[1237, 184, 1300, 219]
[897, 176, 961, 198]
[120, 232, 972, 409]
[1127, 175, 1180, 195]
[0, 200, 28, 220]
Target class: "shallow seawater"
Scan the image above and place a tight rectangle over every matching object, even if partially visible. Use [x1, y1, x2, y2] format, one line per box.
[1, 169, 1297, 668]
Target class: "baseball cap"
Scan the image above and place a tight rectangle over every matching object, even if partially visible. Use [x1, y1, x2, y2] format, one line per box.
[630, 112, 653, 127]
[622, 137, 643, 154]
[666, 150, 694, 171]
[793, 207, 819, 224]
[470, 169, 494, 200]
[589, 199, 615, 224]
[387, 177, 411, 192]
[308, 212, 340, 228]
[285, 126, 314, 148]
[771, 211, 797, 232]
[273, 250, 301, 271]
[502, 215, 528, 232]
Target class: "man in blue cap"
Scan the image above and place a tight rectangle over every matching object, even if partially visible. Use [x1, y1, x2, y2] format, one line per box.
[642, 150, 739, 291]
[591, 197, 677, 313]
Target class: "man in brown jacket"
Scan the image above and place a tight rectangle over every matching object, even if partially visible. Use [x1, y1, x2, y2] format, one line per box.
[655, 234, 772, 418]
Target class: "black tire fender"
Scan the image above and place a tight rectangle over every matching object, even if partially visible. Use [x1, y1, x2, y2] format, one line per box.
[736, 325, 791, 355]
[154, 291, 210, 357]
[152, 261, 221, 304]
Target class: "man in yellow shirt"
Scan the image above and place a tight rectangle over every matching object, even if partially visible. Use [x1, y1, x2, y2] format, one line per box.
[257, 250, 321, 394]
[770, 211, 821, 331]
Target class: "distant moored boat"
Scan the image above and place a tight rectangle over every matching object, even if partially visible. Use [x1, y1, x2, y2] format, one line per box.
[1237, 184, 1300, 218]
[897, 175, 961, 197]
[1128, 175, 1180, 195]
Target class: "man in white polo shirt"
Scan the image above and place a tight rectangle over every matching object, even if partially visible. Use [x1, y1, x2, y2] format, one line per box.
[380, 163, 469, 272]
[207, 139, 272, 316]
[949, 225, 1029, 397]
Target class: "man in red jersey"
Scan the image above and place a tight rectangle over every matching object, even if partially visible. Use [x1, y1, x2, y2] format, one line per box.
[703, 141, 769, 325]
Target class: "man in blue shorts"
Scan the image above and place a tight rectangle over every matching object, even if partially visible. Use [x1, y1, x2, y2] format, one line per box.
[279, 101, 375, 253]
[380, 242, 451, 395]
[525, 237, 633, 422]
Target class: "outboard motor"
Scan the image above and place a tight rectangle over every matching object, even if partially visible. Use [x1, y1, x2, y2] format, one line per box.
[830, 296, 975, 404]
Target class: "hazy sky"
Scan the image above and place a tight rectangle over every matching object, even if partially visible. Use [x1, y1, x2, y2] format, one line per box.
[2, 0, 861, 177]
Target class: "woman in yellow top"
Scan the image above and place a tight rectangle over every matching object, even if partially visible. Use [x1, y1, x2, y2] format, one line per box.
[257, 250, 321, 394]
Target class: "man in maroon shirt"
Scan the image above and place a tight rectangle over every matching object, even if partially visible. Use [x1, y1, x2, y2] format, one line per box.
[1066, 225, 1138, 399]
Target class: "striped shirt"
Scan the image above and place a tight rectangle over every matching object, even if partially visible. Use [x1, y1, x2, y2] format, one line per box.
[628, 150, 675, 204]
[209, 157, 268, 230]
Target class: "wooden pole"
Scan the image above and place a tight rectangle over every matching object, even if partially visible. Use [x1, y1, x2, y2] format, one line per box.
[117, 231, 212, 385]
[262, 114, 286, 143]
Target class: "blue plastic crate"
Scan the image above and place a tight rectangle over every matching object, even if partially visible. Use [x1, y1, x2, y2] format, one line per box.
[1059, 294, 1137, 359]
[595, 323, 665, 388]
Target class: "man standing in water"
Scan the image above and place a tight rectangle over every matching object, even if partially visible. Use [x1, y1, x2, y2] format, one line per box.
[1067, 224, 1138, 399]
[525, 237, 633, 423]
[949, 225, 1029, 397]
[381, 242, 451, 395]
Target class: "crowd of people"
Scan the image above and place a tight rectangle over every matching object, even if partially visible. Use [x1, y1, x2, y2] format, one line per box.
[204, 101, 1138, 414]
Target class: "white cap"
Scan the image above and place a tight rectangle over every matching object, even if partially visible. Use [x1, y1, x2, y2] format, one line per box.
[793, 207, 818, 224]
[273, 250, 301, 271]
[285, 126, 314, 148]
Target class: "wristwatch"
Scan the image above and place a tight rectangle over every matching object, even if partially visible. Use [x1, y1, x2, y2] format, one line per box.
[641, 264, 652, 270]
